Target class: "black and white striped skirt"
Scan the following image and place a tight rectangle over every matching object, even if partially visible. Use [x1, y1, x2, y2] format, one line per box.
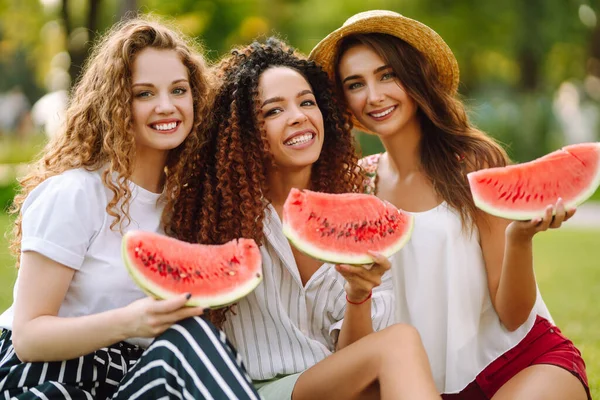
[0, 316, 260, 399]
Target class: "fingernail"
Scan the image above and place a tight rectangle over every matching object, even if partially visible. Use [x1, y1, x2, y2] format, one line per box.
[185, 293, 192, 300]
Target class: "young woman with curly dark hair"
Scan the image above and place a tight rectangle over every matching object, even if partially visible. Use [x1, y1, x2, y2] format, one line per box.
[166, 37, 440, 400]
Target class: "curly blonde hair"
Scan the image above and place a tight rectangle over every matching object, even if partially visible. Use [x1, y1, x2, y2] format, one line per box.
[9, 17, 213, 266]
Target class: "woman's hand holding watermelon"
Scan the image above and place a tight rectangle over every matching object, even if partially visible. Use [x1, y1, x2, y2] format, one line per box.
[120, 293, 205, 338]
[335, 251, 391, 303]
[506, 198, 577, 240]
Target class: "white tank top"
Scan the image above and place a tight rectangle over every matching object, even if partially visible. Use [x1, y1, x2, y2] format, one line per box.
[361, 154, 553, 393]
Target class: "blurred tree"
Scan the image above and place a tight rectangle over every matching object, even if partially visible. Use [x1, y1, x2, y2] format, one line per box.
[61, 0, 102, 85]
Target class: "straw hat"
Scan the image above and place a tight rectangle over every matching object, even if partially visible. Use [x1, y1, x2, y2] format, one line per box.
[309, 10, 459, 132]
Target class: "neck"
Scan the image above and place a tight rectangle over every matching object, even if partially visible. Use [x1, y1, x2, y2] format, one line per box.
[268, 165, 312, 209]
[379, 117, 423, 177]
[130, 148, 168, 193]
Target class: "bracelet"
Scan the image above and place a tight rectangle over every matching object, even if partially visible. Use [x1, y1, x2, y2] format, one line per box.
[346, 291, 372, 305]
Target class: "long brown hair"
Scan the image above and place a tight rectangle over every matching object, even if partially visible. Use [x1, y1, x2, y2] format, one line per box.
[9, 17, 213, 265]
[165, 38, 363, 326]
[336, 33, 510, 228]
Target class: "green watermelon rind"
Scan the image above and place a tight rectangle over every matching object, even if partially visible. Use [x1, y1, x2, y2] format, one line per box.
[122, 231, 263, 309]
[469, 143, 600, 220]
[282, 213, 414, 265]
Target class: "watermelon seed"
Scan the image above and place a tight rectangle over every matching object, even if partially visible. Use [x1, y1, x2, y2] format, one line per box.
[228, 271, 236, 276]
[180, 273, 188, 279]
[256, 273, 261, 278]
[388, 228, 394, 234]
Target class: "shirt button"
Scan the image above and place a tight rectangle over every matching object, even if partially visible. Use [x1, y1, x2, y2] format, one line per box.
[549, 328, 554, 333]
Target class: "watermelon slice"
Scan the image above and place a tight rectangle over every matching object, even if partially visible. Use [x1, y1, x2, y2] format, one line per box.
[282, 188, 414, 265]
[467, 142, 600, 220]
[122, 231, 263, 308]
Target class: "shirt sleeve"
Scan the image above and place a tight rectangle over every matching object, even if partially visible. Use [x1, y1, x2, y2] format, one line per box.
[20, 171, 105, 270]
[328, 267, 396, 337]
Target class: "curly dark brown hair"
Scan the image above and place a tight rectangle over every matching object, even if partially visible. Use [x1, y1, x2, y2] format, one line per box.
[164, 37, 363, 326]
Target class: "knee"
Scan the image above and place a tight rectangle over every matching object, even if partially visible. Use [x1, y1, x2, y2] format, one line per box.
[379, 323, 424, 353]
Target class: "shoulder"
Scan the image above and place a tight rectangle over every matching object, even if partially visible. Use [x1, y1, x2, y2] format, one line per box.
[23, 168, 107, 212]
[358, 153, 382, 175]
[358, 153, 382, 195]
[43, 168, 104, 191]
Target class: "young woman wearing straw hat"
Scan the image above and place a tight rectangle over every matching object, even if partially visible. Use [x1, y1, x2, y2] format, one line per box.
[311, 10, 590, 400]
[166, 37, 442, 400]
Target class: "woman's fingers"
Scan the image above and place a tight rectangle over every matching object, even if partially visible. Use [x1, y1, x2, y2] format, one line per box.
[150, 293, 191, 314]
[367, 251, 391, 271]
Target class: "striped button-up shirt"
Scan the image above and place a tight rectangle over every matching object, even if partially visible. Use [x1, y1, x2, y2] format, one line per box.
[222, 206, 395, 381]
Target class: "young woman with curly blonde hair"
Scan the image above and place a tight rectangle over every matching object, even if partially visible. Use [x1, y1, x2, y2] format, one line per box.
[166, 37, 440, 400]
[0, 17, 259, 400]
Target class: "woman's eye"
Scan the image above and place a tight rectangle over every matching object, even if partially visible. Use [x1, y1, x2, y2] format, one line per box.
[301, 100, 316, 107]
[348, 82, 363, 90]
[135, 91, 152, 98]
[173, 87, 187, 95]
[382, 72, 396, 80]
[264, 108, 282, 117]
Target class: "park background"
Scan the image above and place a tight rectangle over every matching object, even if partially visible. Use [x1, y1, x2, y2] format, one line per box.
[0, 0, 599, 395]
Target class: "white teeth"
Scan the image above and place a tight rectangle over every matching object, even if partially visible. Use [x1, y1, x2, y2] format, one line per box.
[285, 133, 313, 146]
[370, 107, 395, 118]
[153, 122, 177, 131]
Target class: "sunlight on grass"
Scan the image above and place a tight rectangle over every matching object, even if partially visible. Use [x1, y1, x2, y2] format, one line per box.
[533, 228, 600, 396]
[0, 136, 47, 165]
[0, 213, 16, 309]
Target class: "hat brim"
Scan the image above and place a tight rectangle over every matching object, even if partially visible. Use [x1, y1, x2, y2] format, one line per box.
[309, 10, 459, 134]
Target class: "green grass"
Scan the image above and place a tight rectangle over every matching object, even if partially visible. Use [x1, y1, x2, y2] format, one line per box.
[0, 214, 597, 395]
[0, 136, 47, 165]
[0, 213, 17, 309]
[592, 187, 600, 202]
[533, 228, 600, 395]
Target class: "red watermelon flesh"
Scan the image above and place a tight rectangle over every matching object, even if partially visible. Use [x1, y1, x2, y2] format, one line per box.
[282, 188, 413, 265]
[122, 231, 262, 308]
[467, 142, 600, 220]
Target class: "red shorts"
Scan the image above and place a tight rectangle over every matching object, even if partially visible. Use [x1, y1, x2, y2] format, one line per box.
[441, 316, 590, 400]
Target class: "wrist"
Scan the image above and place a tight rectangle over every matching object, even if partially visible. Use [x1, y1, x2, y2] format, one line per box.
[346, 290, 372, 305]
[111, 307, 133, 341]
[506, 224, 534, 244]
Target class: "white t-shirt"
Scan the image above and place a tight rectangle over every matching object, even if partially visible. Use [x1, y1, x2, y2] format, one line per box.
[0, 168, 164, 348]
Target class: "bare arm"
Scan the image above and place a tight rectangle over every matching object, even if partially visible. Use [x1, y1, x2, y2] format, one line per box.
[336, 251, 391, 350]
[478, 199, 574, 331]
[12, 251, 204, 362]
